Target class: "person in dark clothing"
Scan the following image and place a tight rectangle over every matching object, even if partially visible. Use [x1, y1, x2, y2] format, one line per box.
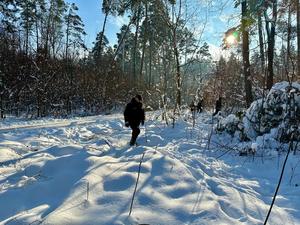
[197, 99, 203, 113]
[124, 94, 145, 146]
[213, 97, 222, 116]
[190, 100, 196, 113]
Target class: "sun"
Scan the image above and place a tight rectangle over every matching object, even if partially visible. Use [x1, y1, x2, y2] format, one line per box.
[226, 35, 237, 46]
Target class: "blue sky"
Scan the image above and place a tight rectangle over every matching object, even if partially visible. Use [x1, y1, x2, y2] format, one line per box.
[66, 0, 124, 48]
[67, 0, 239, 59]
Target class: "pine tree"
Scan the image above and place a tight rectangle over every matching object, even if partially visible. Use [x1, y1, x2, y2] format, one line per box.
[0, 0, 19, 33]
[97, 0, 120, 61]
[92, 31, 109, 62]
[43, 0, 66, 58]
[64, 2, 86, 59]
[19, 0, 40, 55]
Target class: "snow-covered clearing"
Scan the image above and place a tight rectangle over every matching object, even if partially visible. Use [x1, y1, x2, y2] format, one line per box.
[0, 112, 300, 225]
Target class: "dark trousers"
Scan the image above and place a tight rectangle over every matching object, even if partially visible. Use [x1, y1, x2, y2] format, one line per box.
[213, 110, 219, 116]
[130, 125, 140, 145]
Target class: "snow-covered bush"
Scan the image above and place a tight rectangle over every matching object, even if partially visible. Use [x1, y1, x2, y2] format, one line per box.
[216, 114, 245, 139]
[244, 81, 300, 141]
[215, 81, 300, 146]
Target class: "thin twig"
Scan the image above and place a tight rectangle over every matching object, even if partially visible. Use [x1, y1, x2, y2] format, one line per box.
[216, 148, 235, 159]
[129, 152, 145, 216]
[263, 137, 294, 225]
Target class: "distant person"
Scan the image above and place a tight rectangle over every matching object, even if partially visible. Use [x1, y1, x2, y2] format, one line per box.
[213, 97, 222, 116]
[190, 100, 196, 113]
[197, 99, 203, 113]
[124, 94, 145, 146]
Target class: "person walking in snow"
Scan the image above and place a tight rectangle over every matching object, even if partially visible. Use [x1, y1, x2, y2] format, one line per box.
[197, 99, 203, 113]
[124, 94, 145, 146]
[213, 96, 222, 116]
[190, 100, 196, 113]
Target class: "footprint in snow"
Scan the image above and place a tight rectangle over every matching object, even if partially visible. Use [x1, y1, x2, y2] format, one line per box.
[166, 186, 197, 199]
[103, 174, 135, 192]
[126, 165, 150, 173]
[206, 179, 226, 196]
[138, 193, 156, 205]
[219, 199, 244, 220]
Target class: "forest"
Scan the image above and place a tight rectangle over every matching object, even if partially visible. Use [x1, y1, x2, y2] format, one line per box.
[1, 1, 300, 224]
[0, 0, 299, 118]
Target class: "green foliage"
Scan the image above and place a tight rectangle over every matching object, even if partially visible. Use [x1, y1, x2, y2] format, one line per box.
[233, 0, 265, 31]
[64, 2, 87, 57]
[198, 42, 212, 59]
[92, 32, 109, 61]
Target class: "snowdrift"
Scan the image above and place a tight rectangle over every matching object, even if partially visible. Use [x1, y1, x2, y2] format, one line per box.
[0, 112, 300, 224]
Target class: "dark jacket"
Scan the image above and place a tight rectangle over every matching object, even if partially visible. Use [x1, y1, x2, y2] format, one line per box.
[197, 99, 203, 112]
[216, 97, 222, 112]
[124, 98, 145, 127]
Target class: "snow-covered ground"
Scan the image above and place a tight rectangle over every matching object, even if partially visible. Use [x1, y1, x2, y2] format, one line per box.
[0, 112, 300, 225]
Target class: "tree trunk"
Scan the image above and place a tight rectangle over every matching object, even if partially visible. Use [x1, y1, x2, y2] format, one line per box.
[140, 39, 146, 81]
[25, 0, 29, 55]
[0, 94, 4, 119]
[242, 0, 253, 107]
[149, 37, 152, 88]
[113, 19, 134, 60]
[45, 0, 54, 58]
[133, 6, 141, 81]
[122, 41, 125, 72]
[140, 3, 148, 81]
[265, 0, 277, 89]
[51, 21, 57, 58]
[297, 0, 300, 79]
[162, 44, 169, 124]
[65, 13, 70, 59]
[172, 0, 182, 108]
[98, 11, 109, 61]
[286, 3, 291, 81]
[258, 12, 265, 77]
[35, 18, 39, 52]
[173, 28, 181, 107]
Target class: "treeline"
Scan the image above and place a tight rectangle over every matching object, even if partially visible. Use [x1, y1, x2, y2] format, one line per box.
[0, 0, 213, 118]
[202, 0, 300, 112]
[2, 0, 300, 119]
[0, 0, 141, 118]
[98, 0, 212, 111]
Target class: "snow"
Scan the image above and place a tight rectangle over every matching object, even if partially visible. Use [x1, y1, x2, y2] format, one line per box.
[271, 81, 300, 92]
[0, 112, 300, 224]
[226, 81, 300, 151]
